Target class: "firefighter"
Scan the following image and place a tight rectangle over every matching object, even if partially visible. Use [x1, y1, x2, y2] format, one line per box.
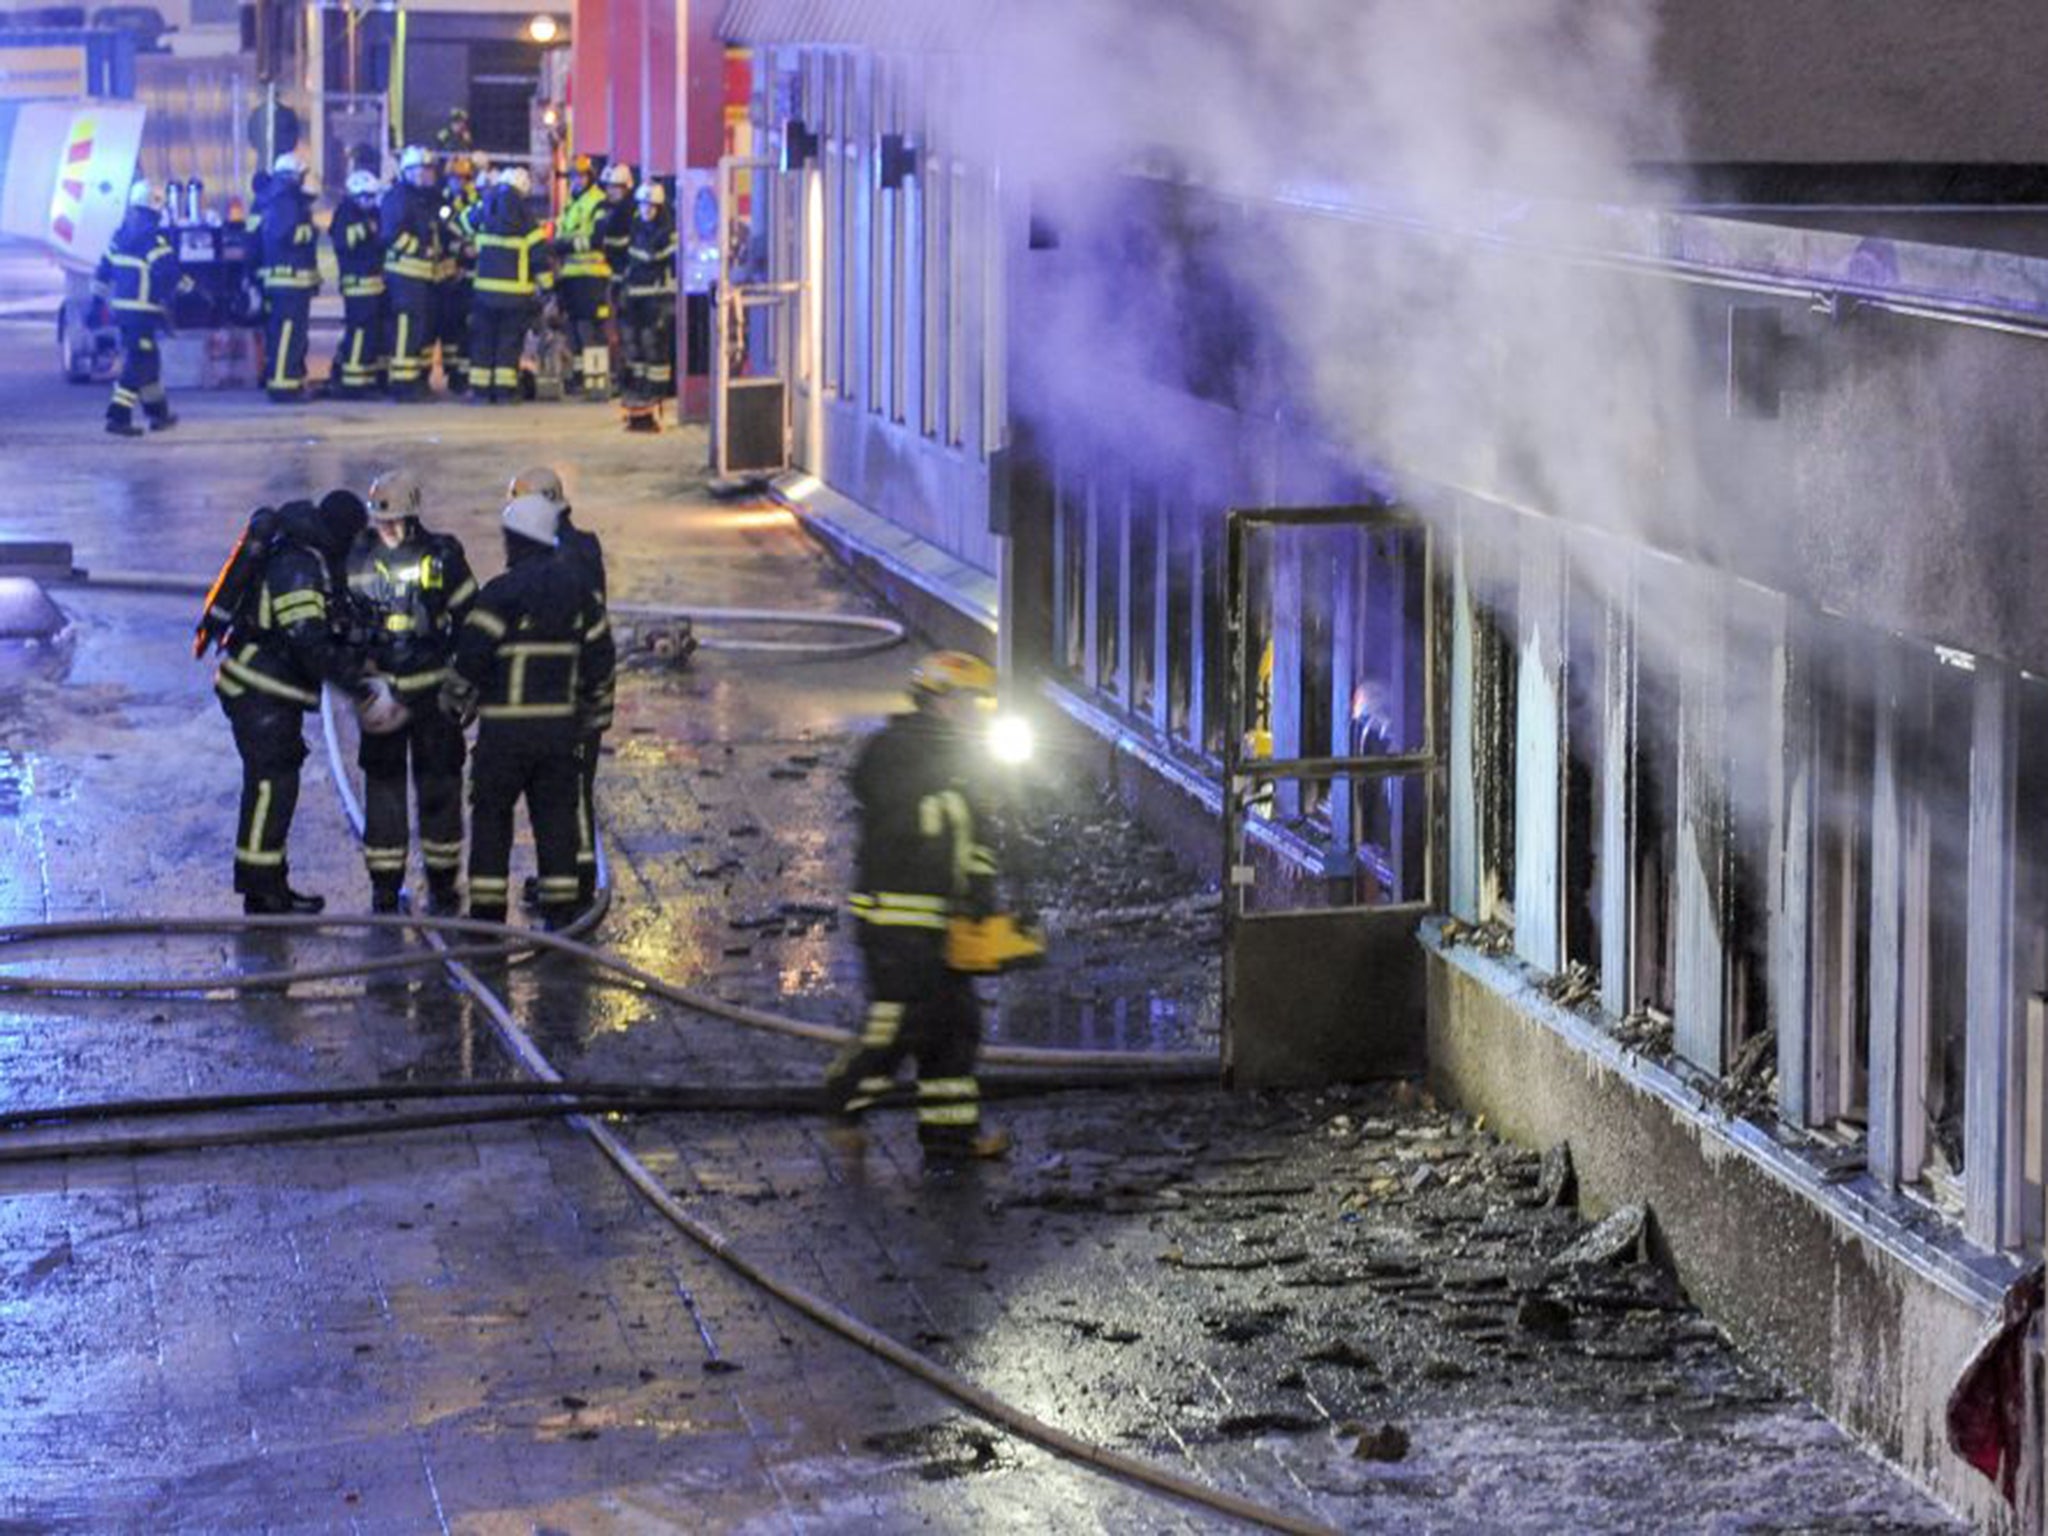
[441, 494, 614, 929]
[436, 154, 481, 393]
[329, 170, 386, 398]
[381, 146, 442, 399]
[214, 492, 403, 914]
[251, 151, 320, 403]
[508, 465, 608, 906]
[824, 653, 1013, 1161]
[96, 179, 188, 437]
[345, 471, 478, 913]
[621, 178, 676, 431]
[555, 155, 614, 396]
[469, 166, 553, 404]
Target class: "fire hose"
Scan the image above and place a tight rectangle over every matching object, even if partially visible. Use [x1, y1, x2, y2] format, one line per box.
[0, 574, 1338, 1534]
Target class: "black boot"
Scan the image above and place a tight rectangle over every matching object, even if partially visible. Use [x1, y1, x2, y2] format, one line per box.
[370, 881, 403, 915]
[244, 887, 325, 916]
[426, 879, 462, 917]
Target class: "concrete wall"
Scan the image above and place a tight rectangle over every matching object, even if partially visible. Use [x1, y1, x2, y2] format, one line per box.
[1425, 942, 2018, 1531]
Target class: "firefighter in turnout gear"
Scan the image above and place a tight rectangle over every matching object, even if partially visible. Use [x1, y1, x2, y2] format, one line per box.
[330, 171, 387, 397]
[555, 156, 614, 397]
[621, 179, 676, 430]
[436, 154, 482, 392]
[251, 151, 320, 402]
[345, 471, 478, 913]
[213, 493, 397, 914]
[508, 466, 609, 907]
[96, 179, 189, 436]
[824, 652, 1013, 1161]
[469, 166, 554, 404]
[442, 494, 614, 929]
[381, 147, 441, 398]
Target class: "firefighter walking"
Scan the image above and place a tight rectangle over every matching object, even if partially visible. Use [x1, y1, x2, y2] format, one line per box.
[555, 156, 615, 397]
[442, 494, 614, 929]
[621, 179, 676, 430]
[381, 147, 442, 399]
[330, 170, 386, 398]
[508, 466, 609, 907]
[470, 166, 553, 404]
[345, 471, 477, 913]
[209, 493, 405, 914]
[97, 178, 188, 437]
[251, 151, 320, 403]
[824, 653, 1014, 1161]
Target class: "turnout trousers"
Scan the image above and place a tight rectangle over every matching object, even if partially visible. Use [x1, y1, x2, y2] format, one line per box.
[107, 317, 169, 428]
[574, 730, 601, 902]
[221, 692, 308, 899]
[559, 276, 611, 391]
[622, 294, 675, 403]
[467, 724, 581, 926]
[359, 701, 466, 900]
[262, 285, 312, 400]
[335, 292, 386, 396]
[467, 299, 531, 402]
[386, 274, 434, 395]
[823, 925, 985, 1150]
[436, 278, 471, 390]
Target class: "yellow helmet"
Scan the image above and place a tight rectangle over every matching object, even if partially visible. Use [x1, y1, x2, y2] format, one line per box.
[910, 651, 996, 700]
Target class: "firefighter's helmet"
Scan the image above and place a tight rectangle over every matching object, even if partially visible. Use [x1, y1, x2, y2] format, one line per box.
[272, 150, 307, 180]
[502, 165, 533, 197]
[634, 180, 665, 208]
[400, 144, 431, 172]
[367, 470, 421, 523]
[570, 154, 595, 184]
[345, 169, 379, 199]
[127, 178, 161, 210]
[502, 493, 561, 547]
[508, 465, 565, 507]
[911, 651, 997, 701]
[602, 162, 634, 191]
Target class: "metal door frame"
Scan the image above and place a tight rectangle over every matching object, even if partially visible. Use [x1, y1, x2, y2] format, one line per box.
[713, 154, 804, 478]
[1221, 504, 1446, 1085]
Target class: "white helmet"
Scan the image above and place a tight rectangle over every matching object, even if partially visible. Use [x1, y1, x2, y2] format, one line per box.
[367, 469, 422, 523]
[345, 169, 379, 198]
[127, 178, 162, 210]
[502, 165, 532, 197]
[502, 493, 561, 547]
[400, 144, 431, 172]
[601, 162, 633, 190]
[272, 150, 307, 180]
[635, 180, 665, 207]
[508, 465, 565, 507]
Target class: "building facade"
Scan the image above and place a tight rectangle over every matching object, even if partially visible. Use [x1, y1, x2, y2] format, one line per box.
[713, 2, 2047, 1524]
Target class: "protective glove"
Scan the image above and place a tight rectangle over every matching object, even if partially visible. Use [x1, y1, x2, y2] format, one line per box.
[438, 674, 480, 728]
[355, 675, 411, 736]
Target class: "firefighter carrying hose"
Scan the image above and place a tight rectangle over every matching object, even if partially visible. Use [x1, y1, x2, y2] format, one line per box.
[96, 178, 189, 437]
[555, 155, 614, 397]
[330, 170, 387, 398]
[381, 146, 442, 399]
[345, 471, 477, 913]
[469, 166, 554, 404]
[441, 494, 614, 929]
[507, 465, 608, 908]
[207, 492, 406, 914]
[824, 653, 1018, 1162]
[620, 178, 676, 431]
[250, 151, 320, 403]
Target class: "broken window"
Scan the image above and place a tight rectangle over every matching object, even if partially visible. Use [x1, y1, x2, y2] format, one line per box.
[1808, 634, 1873, 1135]
[1629, 561, 1680, 1020]
[1055, 469, 1086, 680]
[1130, 487, 1160, 720]
[1561, 554, 1607, 974]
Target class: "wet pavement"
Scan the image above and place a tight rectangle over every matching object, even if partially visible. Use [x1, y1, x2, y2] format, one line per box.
[0, 312, 1971, 1531]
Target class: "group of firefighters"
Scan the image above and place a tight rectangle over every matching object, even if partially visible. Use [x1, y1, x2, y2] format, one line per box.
[97, 147, 679, 435]
[206, 473, 1013, 1159]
